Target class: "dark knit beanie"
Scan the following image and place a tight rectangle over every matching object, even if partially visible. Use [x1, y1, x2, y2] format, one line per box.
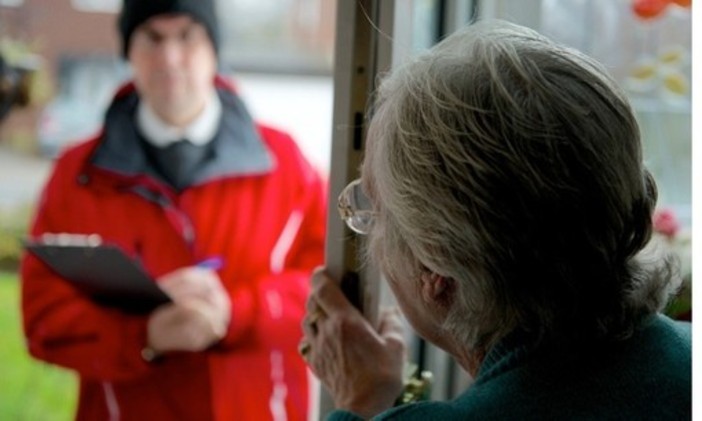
[118, 0, 220, 57]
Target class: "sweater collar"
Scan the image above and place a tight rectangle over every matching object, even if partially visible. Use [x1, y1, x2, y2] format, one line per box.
[474, 328, 542, 385]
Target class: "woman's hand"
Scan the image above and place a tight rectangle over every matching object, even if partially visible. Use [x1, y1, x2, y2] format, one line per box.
[300, 268, 406, 419]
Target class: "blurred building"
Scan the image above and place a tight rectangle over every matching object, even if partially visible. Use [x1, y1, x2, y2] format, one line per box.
[0, 0, 117, 152]
[0, 0, 336, 154]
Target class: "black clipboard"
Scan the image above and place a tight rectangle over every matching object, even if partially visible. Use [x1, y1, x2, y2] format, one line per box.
[25, 237, 171, 314]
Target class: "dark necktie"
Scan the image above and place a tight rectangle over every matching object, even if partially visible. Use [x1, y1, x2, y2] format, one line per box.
[147, 139, 211, 191]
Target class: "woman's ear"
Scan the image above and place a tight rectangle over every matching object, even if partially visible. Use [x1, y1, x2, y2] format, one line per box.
[420, 271, 452, 303]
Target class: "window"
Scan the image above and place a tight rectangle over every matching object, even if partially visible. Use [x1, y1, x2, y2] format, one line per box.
[71, 0, 119, 13]
[217, 0, 335, 75]
[0, 0, 23, 7]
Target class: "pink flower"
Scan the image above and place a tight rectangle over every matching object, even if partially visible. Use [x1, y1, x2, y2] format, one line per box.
[653, 208, 680, 239]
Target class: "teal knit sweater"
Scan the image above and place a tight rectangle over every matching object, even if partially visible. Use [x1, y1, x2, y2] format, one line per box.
[328, 314, 691, 420]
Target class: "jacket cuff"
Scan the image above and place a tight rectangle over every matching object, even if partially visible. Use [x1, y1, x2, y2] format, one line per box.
[219, 288, 256, 347]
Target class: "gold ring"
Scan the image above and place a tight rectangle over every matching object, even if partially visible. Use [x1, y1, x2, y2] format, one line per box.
[298, 341, 311, 357]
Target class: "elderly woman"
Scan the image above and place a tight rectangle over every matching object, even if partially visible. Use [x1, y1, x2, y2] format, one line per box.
[300, 20, 691, 420]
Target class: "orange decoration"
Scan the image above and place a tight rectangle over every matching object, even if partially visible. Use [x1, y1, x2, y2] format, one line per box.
[670, 0, 691, 8]
[632, 0, 670, 19]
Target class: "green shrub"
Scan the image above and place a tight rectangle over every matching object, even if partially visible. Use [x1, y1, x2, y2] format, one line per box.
[0, 271, 77, 419]
[0, 205, 32, 271]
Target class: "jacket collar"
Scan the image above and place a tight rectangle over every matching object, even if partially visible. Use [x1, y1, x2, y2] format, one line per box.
[90, 79, 274, 186]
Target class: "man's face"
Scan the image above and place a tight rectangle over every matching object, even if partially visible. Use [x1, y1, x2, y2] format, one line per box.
[128, 14, 216, 126]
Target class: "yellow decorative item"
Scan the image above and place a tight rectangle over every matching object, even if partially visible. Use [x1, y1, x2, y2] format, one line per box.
[662, 72, 688, 95]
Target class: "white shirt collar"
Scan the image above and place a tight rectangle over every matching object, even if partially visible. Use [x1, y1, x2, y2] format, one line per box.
[136, 90, 222, 147]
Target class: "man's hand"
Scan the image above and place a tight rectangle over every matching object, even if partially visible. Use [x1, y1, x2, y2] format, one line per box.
[147, 299, 227, 352]
[158, 267, 230, 309]
[146, 267, 231, 353]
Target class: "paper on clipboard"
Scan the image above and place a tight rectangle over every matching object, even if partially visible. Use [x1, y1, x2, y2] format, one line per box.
[24, 233, 171, 314]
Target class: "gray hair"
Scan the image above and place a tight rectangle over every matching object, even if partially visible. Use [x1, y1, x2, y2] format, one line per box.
[363, 20, 680, 351]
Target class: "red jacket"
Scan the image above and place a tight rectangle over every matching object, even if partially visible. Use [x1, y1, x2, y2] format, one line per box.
[21, 80, 326, 420]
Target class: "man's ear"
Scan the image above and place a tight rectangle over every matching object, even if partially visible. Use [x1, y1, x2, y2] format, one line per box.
[420, 271, 452, 303]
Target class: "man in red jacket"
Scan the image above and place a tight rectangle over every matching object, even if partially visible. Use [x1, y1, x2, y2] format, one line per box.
[21, 0, 326, 419]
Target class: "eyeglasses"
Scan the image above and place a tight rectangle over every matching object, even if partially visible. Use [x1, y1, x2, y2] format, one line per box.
[337, 178, 376, 235]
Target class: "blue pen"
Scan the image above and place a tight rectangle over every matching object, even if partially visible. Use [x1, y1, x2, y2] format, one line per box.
[196, 256, 224, 270]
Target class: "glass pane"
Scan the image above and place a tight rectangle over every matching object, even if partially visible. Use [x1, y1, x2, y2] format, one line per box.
[217, 0, 335, 75]
[412, 0, 442, 51]
[541, 0, 691, 225]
